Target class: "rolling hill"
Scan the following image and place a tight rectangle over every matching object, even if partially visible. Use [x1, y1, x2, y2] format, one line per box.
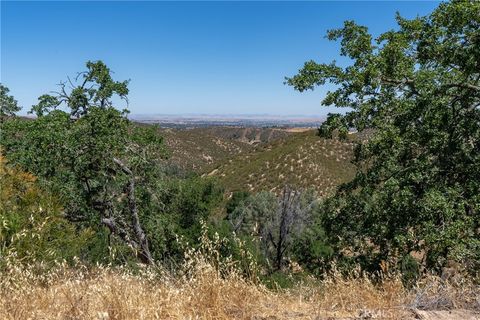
[159, 126, 356, 197]
[203, 130, 356, 197]
[159, 127, 292, 172]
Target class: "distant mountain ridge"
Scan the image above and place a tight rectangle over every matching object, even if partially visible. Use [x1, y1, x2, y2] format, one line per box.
[132, 114, 326, 128]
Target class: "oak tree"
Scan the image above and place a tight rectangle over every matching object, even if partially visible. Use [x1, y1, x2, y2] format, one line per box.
[287, 0, 480, 271]
[0, 84, 21, 122]
[1, 61, 165, 264]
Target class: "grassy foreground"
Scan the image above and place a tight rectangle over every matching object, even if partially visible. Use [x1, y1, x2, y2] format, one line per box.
[2, 259, 478, 320]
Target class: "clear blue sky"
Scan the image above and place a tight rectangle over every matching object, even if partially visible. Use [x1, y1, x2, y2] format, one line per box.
[2, 1, 439, 116]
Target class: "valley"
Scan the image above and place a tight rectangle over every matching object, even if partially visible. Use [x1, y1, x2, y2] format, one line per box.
[158, 125, 356, 197]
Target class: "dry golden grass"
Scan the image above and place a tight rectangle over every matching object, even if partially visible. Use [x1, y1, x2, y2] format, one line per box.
[2, 260, 479, 320]
[1, 219, 478, 320]
[0, 263, 403, 320]
[1, 222, 478, 320]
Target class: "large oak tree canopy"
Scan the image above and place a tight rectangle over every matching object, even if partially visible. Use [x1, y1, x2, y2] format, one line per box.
[1, 61, 162, 264]
[0, 84, 21, 121]
[287, 0, 480, 270]
[31, 61, 129, 118]
[1, 61, 224, 267]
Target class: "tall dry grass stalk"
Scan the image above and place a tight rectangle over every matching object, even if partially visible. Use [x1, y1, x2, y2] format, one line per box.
[0, 262, 397, 319]
[1, 228, 478, 319]
[1, 261, 479, 319]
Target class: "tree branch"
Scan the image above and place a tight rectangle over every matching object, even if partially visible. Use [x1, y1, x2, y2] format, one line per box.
[442, 83, 480, 91]
[112, 157, 154, 265]
[101, 217, 139, 249]
[380, 76, 419, 95]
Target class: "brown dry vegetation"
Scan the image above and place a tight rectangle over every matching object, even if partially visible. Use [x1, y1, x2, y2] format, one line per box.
[208, 130, 355, 197]
[159, 127, 291, 172]
[1, 260, 478, 320]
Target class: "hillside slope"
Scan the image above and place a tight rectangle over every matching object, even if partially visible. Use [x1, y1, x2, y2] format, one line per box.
[159, 127, 292, 172]
[206, 130, 356, 197]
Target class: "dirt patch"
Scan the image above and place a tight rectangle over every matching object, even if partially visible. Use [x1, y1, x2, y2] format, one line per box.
[410, 309, 480, 320]
[282, 127, 312, 133]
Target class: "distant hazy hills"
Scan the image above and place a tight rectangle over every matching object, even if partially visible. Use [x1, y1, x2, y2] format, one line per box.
[132, 114, 325, 128]
[160, 126, 355, 197]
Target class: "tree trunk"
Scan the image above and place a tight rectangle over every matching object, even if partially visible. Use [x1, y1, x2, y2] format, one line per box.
[112, 157, 154, 265]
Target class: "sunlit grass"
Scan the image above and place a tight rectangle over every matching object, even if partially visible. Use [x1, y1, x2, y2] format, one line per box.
[2, 233, 478, 320]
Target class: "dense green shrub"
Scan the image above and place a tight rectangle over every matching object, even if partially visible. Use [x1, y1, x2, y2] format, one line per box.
[291, 220, 333, 276]
[0, 156, 92, 266]
[143, 176, 224, 262]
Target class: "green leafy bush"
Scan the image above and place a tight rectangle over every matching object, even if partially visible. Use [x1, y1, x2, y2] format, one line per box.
[0, 156, 92, 266]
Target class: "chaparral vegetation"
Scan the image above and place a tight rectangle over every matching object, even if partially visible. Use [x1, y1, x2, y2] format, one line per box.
[0, 1, 479, 319]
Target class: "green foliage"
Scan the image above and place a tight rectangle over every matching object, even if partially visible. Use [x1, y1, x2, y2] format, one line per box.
[291, 220, 333, 276]
[2, 106, 131, 225]
[30, 61, 129, 117]
[0, 84, 21, 121]
[226, 191, 251, 215]
[228, 188, 320, 272]
[259, 269, 314, 290]
[0, 156, 92, 266]
[260, 271, 297, 289]
[0, 60, 229, 267]
[399, 254, 420, 287]
[175, 177, 223, 230]
[0, 61, 166, 264]
[287, 0, 480, 272]
[143, 176, 224, 261]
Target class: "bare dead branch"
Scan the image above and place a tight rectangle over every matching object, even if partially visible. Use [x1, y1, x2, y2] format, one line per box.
[112, 157, 153, 265]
